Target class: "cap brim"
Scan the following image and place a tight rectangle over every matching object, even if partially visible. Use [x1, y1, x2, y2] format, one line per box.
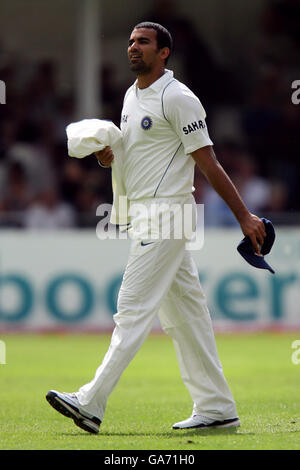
[238, 249, 275, 274]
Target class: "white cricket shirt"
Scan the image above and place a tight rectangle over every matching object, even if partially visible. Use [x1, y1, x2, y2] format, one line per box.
[120, 69, 213, 201]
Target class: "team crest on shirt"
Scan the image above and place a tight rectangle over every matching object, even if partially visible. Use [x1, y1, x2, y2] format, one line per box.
[141, 116, 152, 130]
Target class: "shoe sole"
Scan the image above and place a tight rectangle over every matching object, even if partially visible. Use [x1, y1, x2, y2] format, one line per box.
[173, 418, 240, 430]
[46, 391, 99, 434]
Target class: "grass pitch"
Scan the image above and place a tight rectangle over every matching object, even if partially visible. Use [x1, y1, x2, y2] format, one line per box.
[0, 332, 299, 450]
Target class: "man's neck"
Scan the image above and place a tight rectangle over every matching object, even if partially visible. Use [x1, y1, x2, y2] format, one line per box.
[136, 68, 165, 89]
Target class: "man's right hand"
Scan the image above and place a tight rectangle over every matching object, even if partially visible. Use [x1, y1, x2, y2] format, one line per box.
[95, 146, 114, 167]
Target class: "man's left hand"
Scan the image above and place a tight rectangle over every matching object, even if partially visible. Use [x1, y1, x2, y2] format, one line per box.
[239, 213, 266, 255]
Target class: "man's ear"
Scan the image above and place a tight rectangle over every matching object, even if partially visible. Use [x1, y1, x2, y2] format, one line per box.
[159, 47, 170, 62]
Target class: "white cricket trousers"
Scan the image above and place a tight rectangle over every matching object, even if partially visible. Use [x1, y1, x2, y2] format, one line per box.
[77, 196, 238, 422]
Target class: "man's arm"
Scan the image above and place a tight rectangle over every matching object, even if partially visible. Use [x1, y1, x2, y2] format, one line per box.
[191, 145, 266, 254]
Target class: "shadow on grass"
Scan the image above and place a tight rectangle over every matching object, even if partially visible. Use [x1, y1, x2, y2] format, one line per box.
[172, 428, 254, 437]
[60, 428, 256, 438]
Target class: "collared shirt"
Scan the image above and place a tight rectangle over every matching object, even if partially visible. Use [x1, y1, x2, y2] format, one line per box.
[120, 69, 213, 200]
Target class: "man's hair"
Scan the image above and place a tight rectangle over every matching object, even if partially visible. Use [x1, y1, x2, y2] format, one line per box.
[133, 22, 173, 65]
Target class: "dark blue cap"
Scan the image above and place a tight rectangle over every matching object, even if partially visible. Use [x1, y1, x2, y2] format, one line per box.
[237, 218, 275, 274]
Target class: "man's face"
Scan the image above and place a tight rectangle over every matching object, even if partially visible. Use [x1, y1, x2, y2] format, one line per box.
[128, 28, 161, 74]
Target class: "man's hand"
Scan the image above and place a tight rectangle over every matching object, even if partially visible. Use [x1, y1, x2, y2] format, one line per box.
[239, 213, 266, 255]
[95, 146, 114, 167]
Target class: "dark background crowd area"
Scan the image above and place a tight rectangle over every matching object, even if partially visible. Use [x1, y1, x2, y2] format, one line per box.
[0, 0, 299, 229]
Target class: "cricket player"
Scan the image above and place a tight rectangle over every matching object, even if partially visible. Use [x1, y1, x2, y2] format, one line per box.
[46, 22, 266, 434]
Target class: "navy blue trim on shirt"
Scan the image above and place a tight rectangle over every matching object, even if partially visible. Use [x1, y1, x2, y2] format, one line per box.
[161, 80, 176, 122]
[153, 143, 183, 197]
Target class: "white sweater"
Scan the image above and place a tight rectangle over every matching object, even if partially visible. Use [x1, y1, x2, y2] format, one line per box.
[66, 119, 129, 225]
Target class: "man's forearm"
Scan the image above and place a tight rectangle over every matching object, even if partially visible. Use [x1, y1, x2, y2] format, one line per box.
[191, 146, 250, 223]
[203, 161, 250, 223]
[192, 145, 266, 253]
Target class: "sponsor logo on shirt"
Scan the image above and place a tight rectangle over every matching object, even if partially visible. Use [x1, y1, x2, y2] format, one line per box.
[183, 120, 205, 135]
[141, 116, 153, 130]
[121, 114, 129, 123]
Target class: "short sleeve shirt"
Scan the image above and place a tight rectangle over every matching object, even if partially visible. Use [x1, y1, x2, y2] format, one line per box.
[120, 70, 213, 200]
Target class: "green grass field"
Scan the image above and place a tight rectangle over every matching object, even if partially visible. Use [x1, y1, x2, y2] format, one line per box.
[0, 332, 299, 450]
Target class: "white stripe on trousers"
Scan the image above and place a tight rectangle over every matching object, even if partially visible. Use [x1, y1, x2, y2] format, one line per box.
[77, 200, 237, 422]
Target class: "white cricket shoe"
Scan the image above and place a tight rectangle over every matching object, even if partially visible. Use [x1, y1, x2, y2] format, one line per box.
[46, 390, 101, 434]
[172, 414, 240, 429]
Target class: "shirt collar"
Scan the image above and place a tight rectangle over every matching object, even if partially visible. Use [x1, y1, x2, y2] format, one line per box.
[134, 69, 174, 93]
